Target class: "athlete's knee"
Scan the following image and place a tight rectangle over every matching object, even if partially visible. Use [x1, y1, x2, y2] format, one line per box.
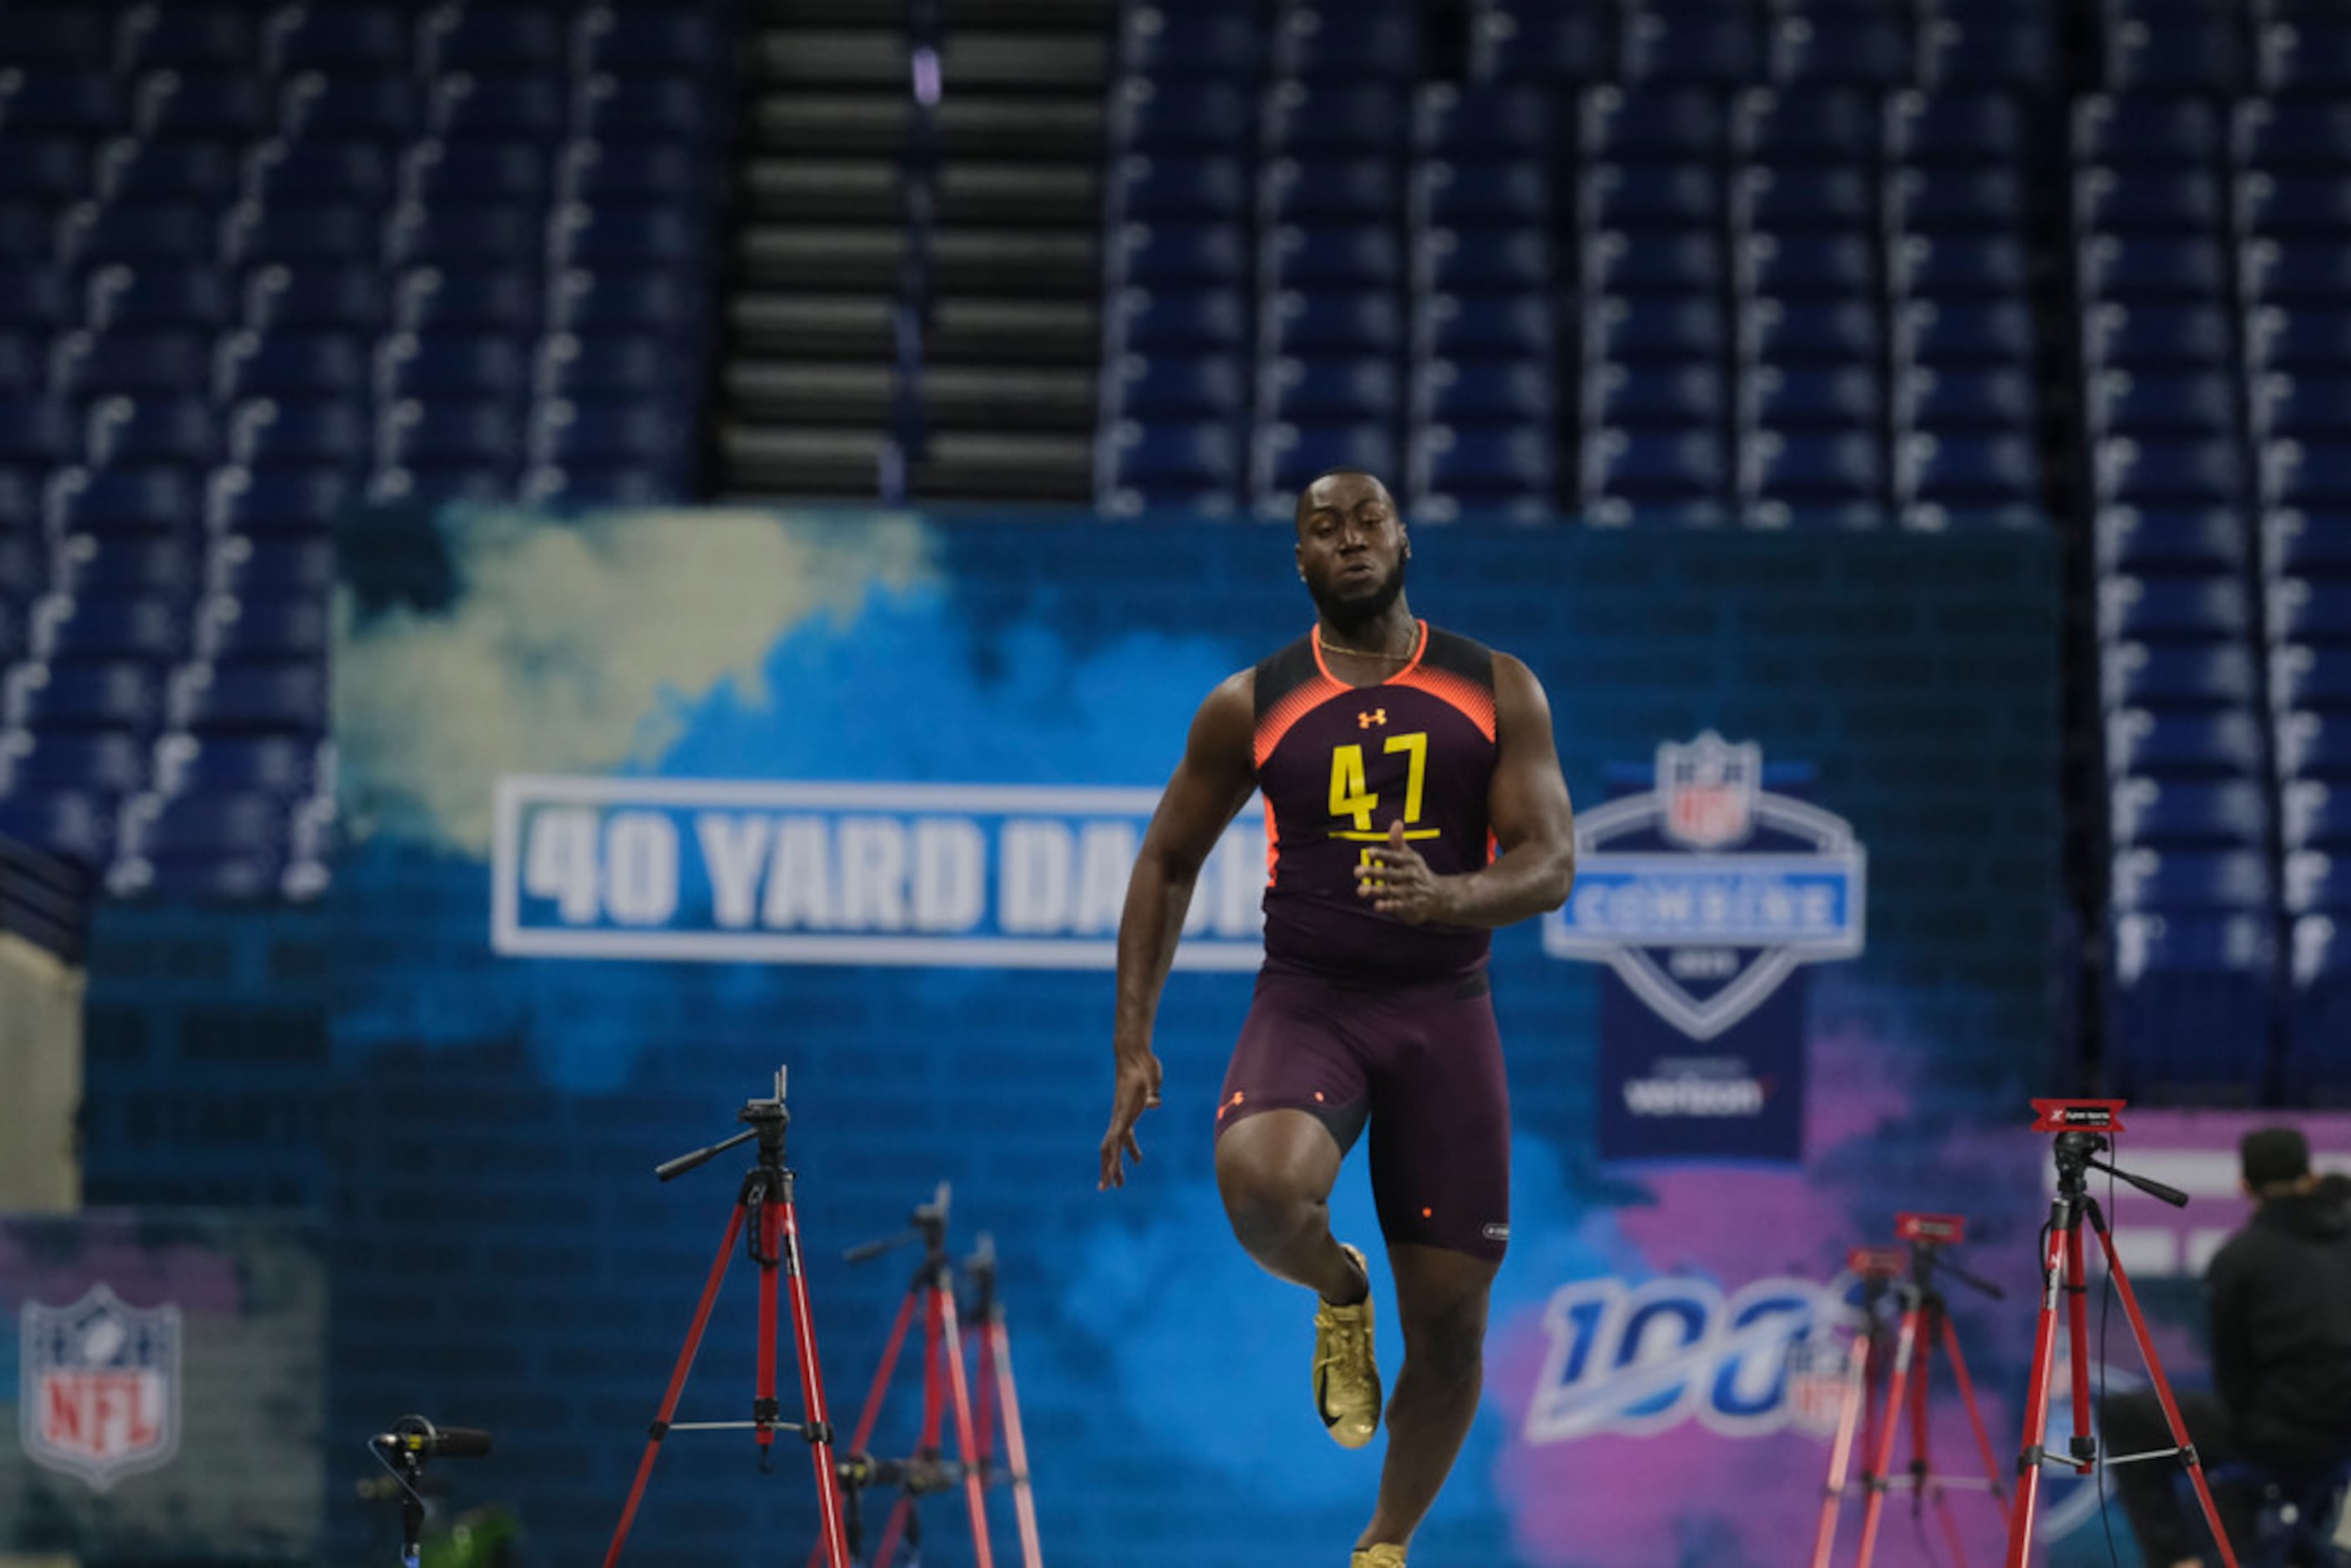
[1220, 1180, 1323, 1259]
[1403, 1292, 1490, 1388]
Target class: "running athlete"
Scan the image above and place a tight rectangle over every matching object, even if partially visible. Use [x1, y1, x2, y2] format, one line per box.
[1099, 470, 1577, 1568]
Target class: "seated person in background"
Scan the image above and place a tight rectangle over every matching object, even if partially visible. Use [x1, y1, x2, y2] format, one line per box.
[2110, 1127, 2351, 1568]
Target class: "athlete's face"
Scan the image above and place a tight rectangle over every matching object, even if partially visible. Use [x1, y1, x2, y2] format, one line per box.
[1295, 474, 1409, 628]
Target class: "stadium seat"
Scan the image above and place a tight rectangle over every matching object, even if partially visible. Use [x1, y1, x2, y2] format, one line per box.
[1114, 155, 1247, 221]
[1260, 157, 1398, 225]
[1414, 84, 1550, 157]
[2252, 372, 2351, 441]
[4, 660, 163, 732]
[2285, 781, 2351, 851]
[1741, 166, 1874, 233]
[2078, 235, 2228, 301]
[1583, 87, 1723, 164]
[574, 11, 728, 78]
[2106, 710, 2266, 780]
[1112, 222, 1246, 286]
[1590, 295, 1723, 362]
[2101, 573, 2254, 642]
[1111, 287, 1245, 351]
[1585, 163, 1720, 231]
[1898, 366, 2037, 432]
[420, 8, 565, 75]
[2112, 847, 2274, 913]
[2112, 776, 2273, 847]
[2276, 646, 2351, 713]
[1584, 427, 1729, 519]
[2106, 12, 2249, 94]
[1886, 91, 2025, 166]
[377, 335, 531, 403]
[3, 731, 149, 798]
[204, 468, 352, 535]
[2261, 19, 2351, 96]
[1473, 7, 1615, 85]
[2243, 237, 2351, 303]
[2273, 579, 2351, 644]
[1421, 227, 1550, 292]
[150, 734, 318, 798]
[38, 594, 187, 665]
[1893, 234, 2027, 300]
[167, 661, 328, 736]
[2107, 910, 2276, 1100]
[1261, 291, 1403, 357]
[1252, 422, 1399, 509]
[1419, 294, 1551, 361]
[1108, 354, 1245, 421]
[2103, 642, 2261, 710]
[1742, 430, 1885, 523]
[1265, 82, 1409, 154]
[1118, 8, 1258, 79]
[1919, 13, 2055, 93]
[1585, 230, 1722, 296]
[1110, 80, 1251, 153]
[2240, 172, 2351, 238]
[1410, 425, 1553, 503]
[1747, 299, 1880, 366]
[574, 73, 723, 145]
[2075, 95, 2222, 169]
[1749, 363, 1881, 429]
[1418, 359, 1553, 426]
[1275, 3, 1420, 81]
[1262, 226, 1401, 290]
[1097, 420, 1241, 510]
[2267, 509, 2351, 578]
[48, 466, 200, 534]
[2264, 440, 2351, 510]
[2096, 435, 2247, 508]
[0, 789, 115, 862]
[2096, 507, 2250, 577]
[1745, 233, 1876, 300]
[1620, 7, 1759, 89]
[1768, 14, 1910, 90]
[1588, 362, 1724, 430]
[1260, 357, 1400, 425]
[2288, 851, 2351, 916]
[2086, 369, 2237, 439]
[1898, 431, 2041, 525]
[2236, 99, 2351, 170]
[2280, 711, 2351, 781]
[1415, 159, 1547, 228]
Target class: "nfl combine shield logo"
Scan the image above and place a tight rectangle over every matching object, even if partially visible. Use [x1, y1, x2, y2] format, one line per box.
[21, 1283, 182, 1491]
[1661, 733, 1759, 849]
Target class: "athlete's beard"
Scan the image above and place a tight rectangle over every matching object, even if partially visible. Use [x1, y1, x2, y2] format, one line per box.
[1307, 554, 1408, 636]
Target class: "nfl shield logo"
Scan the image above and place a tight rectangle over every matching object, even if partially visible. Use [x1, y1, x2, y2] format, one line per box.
[1659, 732, 1761, 849]
[21, 1283, 182, 1491]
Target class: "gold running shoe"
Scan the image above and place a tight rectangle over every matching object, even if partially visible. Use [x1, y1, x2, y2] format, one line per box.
[1312, 1243, 1382, 1449]
[1351, 1546, 1407, 1567]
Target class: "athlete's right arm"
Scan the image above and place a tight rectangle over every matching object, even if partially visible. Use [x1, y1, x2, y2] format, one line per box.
[1099, 671, 1258, 1191]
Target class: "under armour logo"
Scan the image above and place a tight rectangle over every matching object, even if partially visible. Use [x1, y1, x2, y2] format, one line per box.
[1358, 709, 1387, 729]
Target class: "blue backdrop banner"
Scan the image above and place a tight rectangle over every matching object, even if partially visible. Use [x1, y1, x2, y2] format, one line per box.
[325, 506, 2072, 1568]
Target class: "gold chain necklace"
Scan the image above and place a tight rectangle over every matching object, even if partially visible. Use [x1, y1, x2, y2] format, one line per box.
[1318, 636, 1414, 661]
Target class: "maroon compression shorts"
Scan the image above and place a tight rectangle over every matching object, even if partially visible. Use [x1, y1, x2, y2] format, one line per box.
[1214, 963, 1510, 1263]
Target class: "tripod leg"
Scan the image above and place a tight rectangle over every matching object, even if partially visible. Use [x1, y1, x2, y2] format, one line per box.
[935, 1288, 996, 1568]
[2003, 1213, 2075, 1568]
[1913, 1323, 1935, 1509]
[1810, 1333, 1873, 1568]
[2064, 1227, 2095, 1470]
[604, 1202, 750, 1568]
[1856, 1307, 1923, 1568]
[1939, 1312, 2008, 1505]
[774, 1190, 853, 1568]
[2088, 1218, 2243, 1568]
[987, 1318, 1044, 1568]
[876, 1292, 953, 1568]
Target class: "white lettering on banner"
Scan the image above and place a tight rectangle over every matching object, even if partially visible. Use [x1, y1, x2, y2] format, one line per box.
[1524, 1274, 1840, 1444]
[1623, 1077, 1767, 1116]
[491, 776, 1267, 969]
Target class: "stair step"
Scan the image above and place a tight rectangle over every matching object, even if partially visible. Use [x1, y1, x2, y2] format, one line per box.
[913, 432, 1094, 502]
[930, 296, 1099, 365]
[751, 92, 1106, 158]
[937, 160, 1100, 225]
[736, 225, 907, 287]
[754, 28, 905, 85]
[941, 32, 1109, 87]
[730, 293, 898, 357]
[718, 424, 890, 498]
[923, 364, 1095, 429]
[742, 157, 902, 221]
[724, 361, 897, 423]
[933, 226, 1097, 292]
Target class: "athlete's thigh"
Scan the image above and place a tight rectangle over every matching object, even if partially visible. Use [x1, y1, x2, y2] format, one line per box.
[1364, 980, 1510, 1262]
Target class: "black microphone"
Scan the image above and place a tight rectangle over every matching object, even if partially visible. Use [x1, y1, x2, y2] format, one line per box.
[373, 1414, 493, 1460]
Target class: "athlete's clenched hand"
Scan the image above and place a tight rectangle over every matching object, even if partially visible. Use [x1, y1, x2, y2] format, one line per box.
[1100, 1050, 1163, 1190]
[1355, 819, 1456, 923]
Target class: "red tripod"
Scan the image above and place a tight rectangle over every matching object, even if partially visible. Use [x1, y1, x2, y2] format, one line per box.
[1809, 1246, 1904, 1568]
[963, 1232, 1044, 1567]
[816, 1184, 1020, 1568]
[2001, 1100, 2239, 1568]
[604, 1070, 852, 1568]
[1831, 1215, 2008, 1568]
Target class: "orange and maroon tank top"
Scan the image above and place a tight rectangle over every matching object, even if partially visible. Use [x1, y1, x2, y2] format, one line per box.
[1251, 620, 1499, 982]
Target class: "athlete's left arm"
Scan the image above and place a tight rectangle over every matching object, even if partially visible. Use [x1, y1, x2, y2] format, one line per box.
[1359, 653, 1575, 927]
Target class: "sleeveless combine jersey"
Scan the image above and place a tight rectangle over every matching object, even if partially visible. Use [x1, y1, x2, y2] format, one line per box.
[1251, 620, 1499, 982]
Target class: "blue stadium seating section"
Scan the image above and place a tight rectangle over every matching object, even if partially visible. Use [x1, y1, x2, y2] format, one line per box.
[1095, 0, 2053, 526]
[0, 0, 733, 899]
